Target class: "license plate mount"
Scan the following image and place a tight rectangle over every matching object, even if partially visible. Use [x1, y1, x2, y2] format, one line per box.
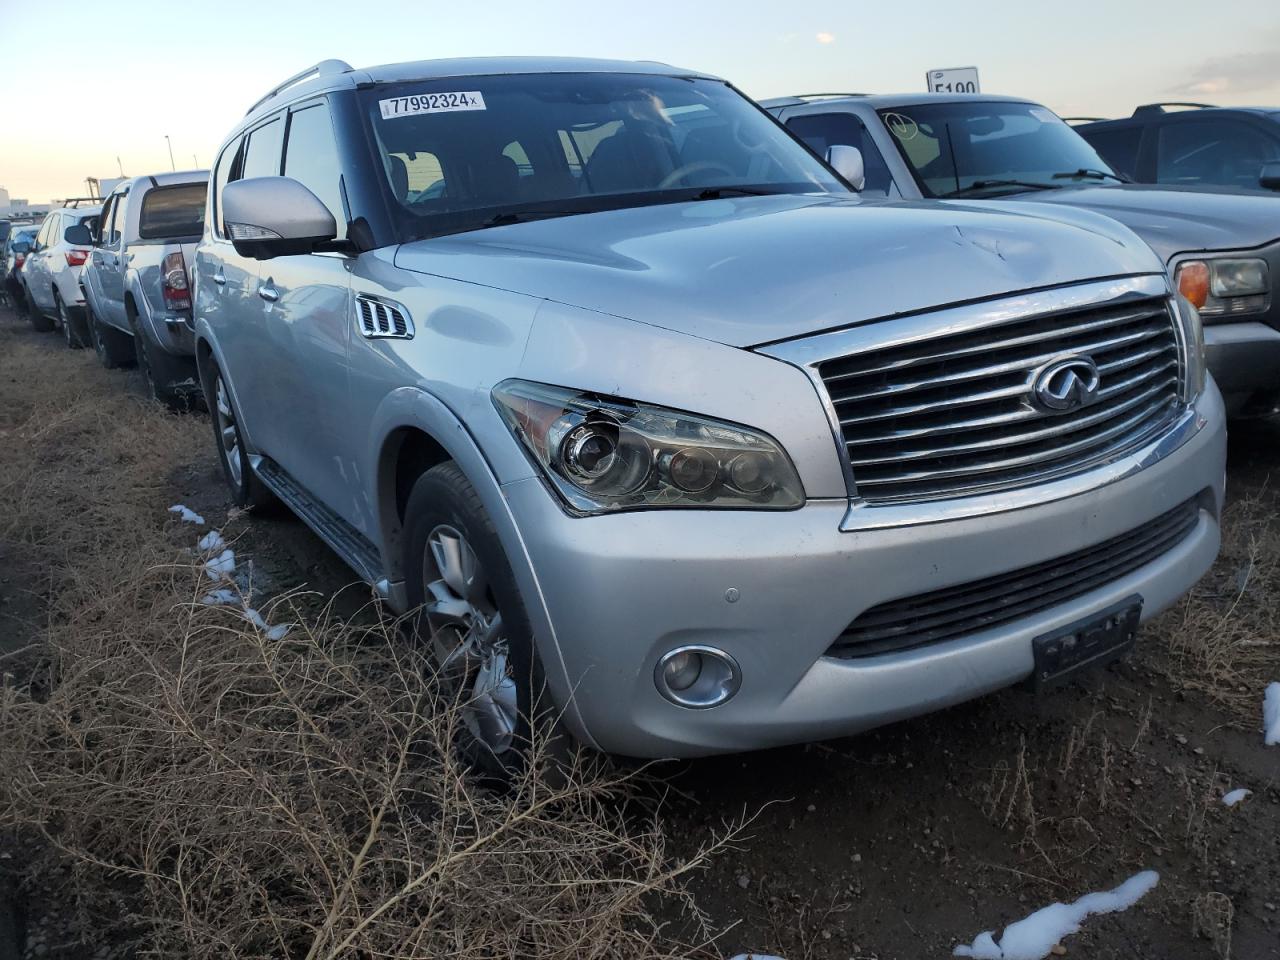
[1032, 595, 1143, 690]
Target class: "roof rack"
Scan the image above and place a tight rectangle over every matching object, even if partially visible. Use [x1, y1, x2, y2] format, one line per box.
[1061, 116, 1108, 124]
[246, 59, 354, 116]
[1132, 101, 1217, 116]
[793, 92, 870, 100]
[60, 197, 102, 208]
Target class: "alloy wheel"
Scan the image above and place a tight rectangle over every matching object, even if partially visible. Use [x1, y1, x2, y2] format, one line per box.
[422, 524, 518, 758]
[214, 374, 244, 489]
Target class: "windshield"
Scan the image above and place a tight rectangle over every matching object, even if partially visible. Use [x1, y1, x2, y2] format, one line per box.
[876, 101, 1119, 198]
[362, 72, 844, 241]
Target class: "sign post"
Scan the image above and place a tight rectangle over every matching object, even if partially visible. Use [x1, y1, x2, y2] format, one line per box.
[926, 67, 980, 94]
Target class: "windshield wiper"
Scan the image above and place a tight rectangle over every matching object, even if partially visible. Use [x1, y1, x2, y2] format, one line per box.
[1051, 168, 1129, 183]
[479, 209, 580, 228]
[689, 185, 782, 200]
[942, 179, 1060, 197]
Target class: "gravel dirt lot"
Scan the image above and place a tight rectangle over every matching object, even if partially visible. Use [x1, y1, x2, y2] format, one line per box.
[1, 300, 1277, 959]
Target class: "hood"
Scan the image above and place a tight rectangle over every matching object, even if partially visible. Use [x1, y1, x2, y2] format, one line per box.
[394, 194, 1163, 348]
[1005, 183, 1280, 262]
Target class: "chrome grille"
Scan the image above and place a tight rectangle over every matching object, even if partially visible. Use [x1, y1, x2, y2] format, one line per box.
[818, 296, 1184, 503]
[355, 294, 413, 340]
[827, 497, 1200, 659]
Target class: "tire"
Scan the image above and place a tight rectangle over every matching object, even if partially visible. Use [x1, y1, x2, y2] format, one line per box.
[25, 286, 53, 332]
[403, 462, 574, 781]
[88, 302, 135, 369]
[207, 360, 275, 509]
[129, 308, 196, 411]
[57, 293, 88, 349]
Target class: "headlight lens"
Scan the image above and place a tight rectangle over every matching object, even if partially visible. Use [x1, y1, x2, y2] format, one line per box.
[1174, 294, 1206, 401]
[492, 380, 805, 513]
[1176, 258, 1269, 316]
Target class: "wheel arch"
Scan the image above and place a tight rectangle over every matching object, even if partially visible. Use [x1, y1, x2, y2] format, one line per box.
[369, 387, 595, 748]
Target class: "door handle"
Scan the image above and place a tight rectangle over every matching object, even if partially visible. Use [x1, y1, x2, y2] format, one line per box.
[212, 269, 227, 286]
[257, 282, 279, 303]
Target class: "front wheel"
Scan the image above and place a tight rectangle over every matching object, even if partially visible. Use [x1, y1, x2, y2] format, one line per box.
[403, 462, 572, 779]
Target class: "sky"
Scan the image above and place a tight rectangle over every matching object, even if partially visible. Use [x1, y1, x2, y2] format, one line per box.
[2, 0, 1279, 202]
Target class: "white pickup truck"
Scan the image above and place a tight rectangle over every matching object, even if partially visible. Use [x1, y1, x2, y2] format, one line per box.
[80, 171, 209, 408]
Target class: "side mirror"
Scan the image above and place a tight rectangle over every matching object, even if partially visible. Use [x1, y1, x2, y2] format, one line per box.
[222, 176, 337, 260]
[1260, 161, 1280, 192]
[64, 224, 92, 246]
[827, 144, 865, 192]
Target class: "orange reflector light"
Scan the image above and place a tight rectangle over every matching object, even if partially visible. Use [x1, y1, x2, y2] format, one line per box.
[1177, 261, 1210, 309]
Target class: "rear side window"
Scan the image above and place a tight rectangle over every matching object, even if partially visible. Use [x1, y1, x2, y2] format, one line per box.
[785, 112, 893, 196]
[283, 101, 347, 239]
[1079, 124, 1143, 179]
[138, 183, 206, 239]
[241, 117, 284, 180]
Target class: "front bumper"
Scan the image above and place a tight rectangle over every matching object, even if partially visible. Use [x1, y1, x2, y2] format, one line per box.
[509, 383, 1226, 758]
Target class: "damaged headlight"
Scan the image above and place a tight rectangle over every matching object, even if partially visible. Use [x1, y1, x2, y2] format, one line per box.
[492, 380, 805, 513]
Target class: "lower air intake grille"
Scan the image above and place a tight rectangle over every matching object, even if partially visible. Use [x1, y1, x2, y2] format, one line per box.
[827, 497, 1201, 659]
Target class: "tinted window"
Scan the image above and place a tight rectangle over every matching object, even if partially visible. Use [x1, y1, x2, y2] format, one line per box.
[241, 117, 284, 180]
[1156, 119, 1280, 190]
[0, 222, 9, 243]
[283, 102, 346, 239]
[1079, 124, 1143, 179]
[785, 112, 893, 196]
[138, 183, 206, 239]
[212, 137, 241, 238]
[36, 215, 54, 247]
[96, 196, 115, 244]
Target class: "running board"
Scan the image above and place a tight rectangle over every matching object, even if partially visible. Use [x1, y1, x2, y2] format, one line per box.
[251, 456, 385, 586]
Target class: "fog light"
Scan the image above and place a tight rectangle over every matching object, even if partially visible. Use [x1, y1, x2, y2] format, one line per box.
[663, 650, 703, 690]
[654, 645, 741, 709]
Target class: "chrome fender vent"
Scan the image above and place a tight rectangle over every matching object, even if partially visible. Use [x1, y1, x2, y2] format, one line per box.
[355, 294, 413, 340]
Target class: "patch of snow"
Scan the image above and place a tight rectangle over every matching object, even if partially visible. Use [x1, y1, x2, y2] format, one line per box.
[203, 549, 236, 581]
[244, 608, 268, 631]
[1265, 683, 1280, 746]
[168, 504, 205, 525]
[201, 588, 239, 606]
[727, 955, 786, 960]
[1222, 788, 1251, 807]
[954, 870, 1159, 960]
[198, 530, 225, 553]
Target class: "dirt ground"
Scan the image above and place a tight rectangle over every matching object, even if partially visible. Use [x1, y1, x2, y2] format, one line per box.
[1, 300, 1277, 960]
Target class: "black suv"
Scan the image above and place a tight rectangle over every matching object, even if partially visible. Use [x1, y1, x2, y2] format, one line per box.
[1073, 103, 1280, 194]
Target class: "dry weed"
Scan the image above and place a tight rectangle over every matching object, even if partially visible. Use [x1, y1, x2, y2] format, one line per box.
[0, 313, 730, 958]
[1191, 891, 1235, 959]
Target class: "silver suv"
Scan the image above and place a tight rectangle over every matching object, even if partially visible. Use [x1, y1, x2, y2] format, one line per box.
[195, 58, 1225, 770]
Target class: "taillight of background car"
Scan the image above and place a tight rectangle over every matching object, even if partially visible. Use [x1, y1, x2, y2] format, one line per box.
[14, 254, 26, 269]
[64, 250, 90, 267]
[161, 251, 191, 311]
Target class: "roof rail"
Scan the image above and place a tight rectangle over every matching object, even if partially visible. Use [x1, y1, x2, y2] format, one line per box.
[60, 197, 102, 208]
[1132, 101, 1217, 116]
[1061, 116, 1108, 124]
[794, 92, 870, 100]
[246, 59, 354, 116]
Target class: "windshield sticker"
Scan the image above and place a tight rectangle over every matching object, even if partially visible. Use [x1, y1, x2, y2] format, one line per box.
[378, 91, 486, 120]
[884, 113, 919, 141]
[1030, 107, 1061, 124]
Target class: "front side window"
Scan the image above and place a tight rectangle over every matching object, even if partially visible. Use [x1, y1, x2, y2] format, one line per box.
[36, 214, 55, 248]
[241, 117, 284, 181]
[138, 183, 206, 239]
[283, 101, 347, 239]
[211, 137, 241, 238]
[361, 72, 844, 241]
[109, 193, 129, 245]
[96, 196, 115, 244]
[785, 112, 893, 196]
[877, 101, 1120, 198]
[1156, 119, 1280, 190]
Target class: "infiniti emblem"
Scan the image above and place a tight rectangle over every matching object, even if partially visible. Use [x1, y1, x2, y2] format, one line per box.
[1033, 356, 1101, 412]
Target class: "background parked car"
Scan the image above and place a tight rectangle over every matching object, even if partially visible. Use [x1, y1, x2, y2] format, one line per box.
[2, 223, 39, 310]
[762, 92, 1280, 416]
[1071, 103, 1280, 193]
[81, 171, 208, 407]
[20, 200, 101, 345]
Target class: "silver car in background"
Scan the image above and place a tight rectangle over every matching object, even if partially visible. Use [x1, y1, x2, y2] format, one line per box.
[81, 171, 208, 407]
[194, 58, 1224, 772]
